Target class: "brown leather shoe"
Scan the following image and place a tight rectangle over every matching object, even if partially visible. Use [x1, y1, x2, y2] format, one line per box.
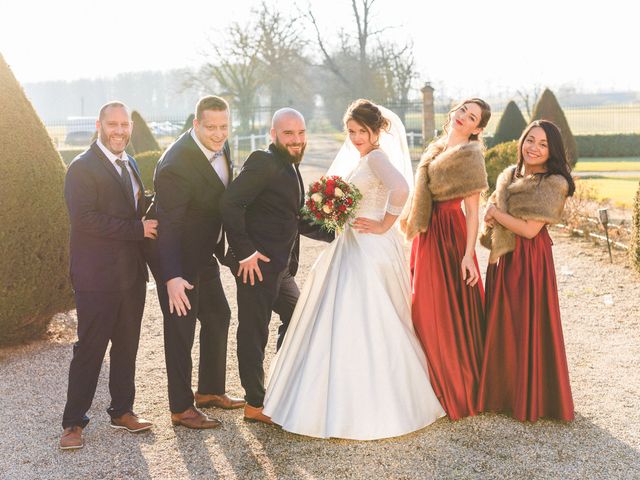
[171, 406, 222, 429]
[110, 412, 153, 433]
[243, 404, 273, 425]
[60, 426, 84, 450]
[195, 392, 246, 410]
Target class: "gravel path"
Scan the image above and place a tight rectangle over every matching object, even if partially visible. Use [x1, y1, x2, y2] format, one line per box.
[1, 159, 639, 479]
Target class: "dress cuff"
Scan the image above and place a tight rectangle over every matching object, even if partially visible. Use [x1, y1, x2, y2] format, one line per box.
[386, 204, 404, 216]
[239, 251, 258, 263]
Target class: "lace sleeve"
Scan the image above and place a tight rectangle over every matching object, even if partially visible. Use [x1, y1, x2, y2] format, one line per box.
[367, 149, 410, 215]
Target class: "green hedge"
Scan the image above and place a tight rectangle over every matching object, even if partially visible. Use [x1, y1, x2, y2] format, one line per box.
[181, 113, 195, 135]
[485, 141, 518, 192]
[631, 182, 640, 274]
[134, 150, 163, 193]
[491, 100, 527, 148]
[59, 149, 85, 165]
[576, 134, 640, 158]
[0, 54, 74, 345]
[532, 88, 578, 166]
[131, 111, 160, 154]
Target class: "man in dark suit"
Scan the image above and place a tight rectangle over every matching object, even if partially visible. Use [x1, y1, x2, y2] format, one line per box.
[148, 95, 243, 430]
[61, 102, 157, 450]
[222, 108, 332, 424]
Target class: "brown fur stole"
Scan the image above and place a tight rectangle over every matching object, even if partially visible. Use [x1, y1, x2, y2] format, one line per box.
[400, 140, 488, 240]
[480, 165, 569, 263]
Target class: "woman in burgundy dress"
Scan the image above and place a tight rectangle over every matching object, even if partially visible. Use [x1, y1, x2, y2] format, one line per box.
[477, 120, 575, 422]
[400, 98, 491, 420]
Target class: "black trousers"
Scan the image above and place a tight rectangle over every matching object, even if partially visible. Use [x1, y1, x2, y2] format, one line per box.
[236, 269, 300, 408]
[62, 279, 146, 429]
[155, 260, 231, 414]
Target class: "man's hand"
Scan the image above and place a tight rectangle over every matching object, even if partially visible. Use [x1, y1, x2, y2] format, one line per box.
[166, 277, 194, 316]
[237, 252, 271, 286]
[143, 219, 158, 239]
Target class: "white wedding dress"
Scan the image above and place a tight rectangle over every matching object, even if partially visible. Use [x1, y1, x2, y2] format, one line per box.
[263, 147, 445, 440]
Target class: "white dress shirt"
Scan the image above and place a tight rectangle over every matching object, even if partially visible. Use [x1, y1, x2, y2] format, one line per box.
[97, 138, 140, 209]
[191, 129, 230, 242]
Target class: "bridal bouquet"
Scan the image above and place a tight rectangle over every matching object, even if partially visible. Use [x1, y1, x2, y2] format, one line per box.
[301, 175, 362, 233]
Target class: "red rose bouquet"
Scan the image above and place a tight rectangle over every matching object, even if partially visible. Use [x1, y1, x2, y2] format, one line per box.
[301, 175, 362, 233]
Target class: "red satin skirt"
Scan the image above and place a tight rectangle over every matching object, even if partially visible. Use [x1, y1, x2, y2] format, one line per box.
[477, 228, 574, 422]
[410, 198, 485, 420]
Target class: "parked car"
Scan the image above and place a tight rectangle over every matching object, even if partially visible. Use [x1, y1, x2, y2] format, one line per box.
[64, 117, 97, 146]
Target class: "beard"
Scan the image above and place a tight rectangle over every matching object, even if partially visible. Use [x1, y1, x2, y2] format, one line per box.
[274, 138, 306, 164]
[99, 130, 130, 155]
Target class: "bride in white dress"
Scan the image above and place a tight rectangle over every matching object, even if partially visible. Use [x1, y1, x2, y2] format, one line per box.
[263, 99, 444, 440]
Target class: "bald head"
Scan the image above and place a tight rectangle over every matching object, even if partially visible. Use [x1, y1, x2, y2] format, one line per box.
[271, 108, 305, 129]
[270, 108, 307, 163]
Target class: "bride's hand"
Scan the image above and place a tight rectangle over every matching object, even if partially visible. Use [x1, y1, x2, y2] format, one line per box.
[352, 217, 387, 234]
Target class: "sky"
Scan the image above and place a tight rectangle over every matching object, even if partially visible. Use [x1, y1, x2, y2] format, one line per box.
[0, 0, 635, 97]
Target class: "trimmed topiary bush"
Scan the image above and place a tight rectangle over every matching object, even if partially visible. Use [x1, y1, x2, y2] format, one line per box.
[484, 141, 518, 192]
[491, 101, 527, 147]
[532, 88, 578, 166]
[0, 54, 74, 345]
[181, 113, 195, 135]
[58, 148, 86, 165]
[131, 110, 160, 154]
[134, 150, 163, 193]
[631, 181, 640, 274]
[576, 134, 640, 158]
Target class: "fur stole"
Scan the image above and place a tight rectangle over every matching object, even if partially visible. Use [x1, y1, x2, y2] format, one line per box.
[480, 165, 569, 263]
[400, 140, 488, 240]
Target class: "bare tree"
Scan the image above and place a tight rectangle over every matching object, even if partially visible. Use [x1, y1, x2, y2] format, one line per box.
[516, 85, 543, 121]
[304, 0, 415, 125]
[184, 23, 262, 132]
[375, 40, 417, 121]
[255, 2, 312, 113]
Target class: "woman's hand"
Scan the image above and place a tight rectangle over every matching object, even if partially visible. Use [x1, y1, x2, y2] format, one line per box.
[352, 217, 388, 235]
[461, 254, 480, 287]
[484, 203, 496, 223]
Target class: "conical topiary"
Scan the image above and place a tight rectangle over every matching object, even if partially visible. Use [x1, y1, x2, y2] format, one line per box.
[493, 101, 527, 146]
[532, 88, 578, 166]
[0, 53, 74, 345]
[484, 141, 518, 192]
[181, 113, 195, 135]
[131, 110, 160, 154]
[630, 181, 640, 274]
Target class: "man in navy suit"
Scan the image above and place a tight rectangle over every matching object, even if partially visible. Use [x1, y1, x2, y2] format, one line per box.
[147, 96, 243, 430]
[222, 108, 333, 424]
[61, 102, 157, 450]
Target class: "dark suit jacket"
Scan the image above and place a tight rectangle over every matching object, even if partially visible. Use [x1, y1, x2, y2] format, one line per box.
[222, 143, 332, 277]
[148, 130, 232, 283]
[64, 142, 147, 292]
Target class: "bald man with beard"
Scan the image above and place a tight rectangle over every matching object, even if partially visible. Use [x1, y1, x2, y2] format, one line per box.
[221, 108, 332, 424]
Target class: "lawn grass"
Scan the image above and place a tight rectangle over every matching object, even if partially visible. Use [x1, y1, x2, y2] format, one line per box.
[404, 105, 640, 136]
[575, 157, 640, 172]
[577, 176, 640, 207]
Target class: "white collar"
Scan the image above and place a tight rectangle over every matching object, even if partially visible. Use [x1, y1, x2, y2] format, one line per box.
[190, 129, 219, 161]
[97, 137, 127, 166]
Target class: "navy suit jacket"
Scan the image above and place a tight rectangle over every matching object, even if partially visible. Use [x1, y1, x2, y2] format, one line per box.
[64, 142, 147, 292]
[148, 130, 232, 283]
[222, 144, 332, 277]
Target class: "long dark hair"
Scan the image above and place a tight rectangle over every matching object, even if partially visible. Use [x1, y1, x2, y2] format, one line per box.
[515, 120, 576, 196]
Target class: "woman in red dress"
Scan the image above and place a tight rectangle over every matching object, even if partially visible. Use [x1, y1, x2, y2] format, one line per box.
[400, 98, 491, 420]
[477, 120, 575, 422]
